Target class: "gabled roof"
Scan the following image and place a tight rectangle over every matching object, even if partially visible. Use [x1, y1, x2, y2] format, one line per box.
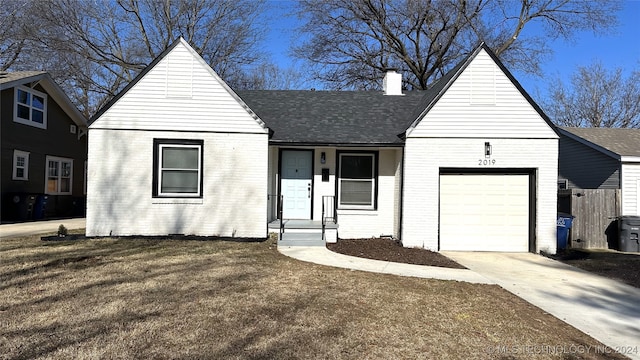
[559, 127, 640, 161]
[237, 90, 425, 145]
[0, 71, 47, 85]
[0, 71, 87, 128]
[89, 37, 265, 130]
[406, 43, 558, 136]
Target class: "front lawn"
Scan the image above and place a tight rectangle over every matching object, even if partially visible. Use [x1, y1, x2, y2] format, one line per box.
[550, 249, 640, 288]
[0, 234, 626, 359]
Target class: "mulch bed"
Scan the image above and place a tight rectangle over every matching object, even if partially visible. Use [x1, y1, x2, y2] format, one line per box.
[547, 249, 640, 289]
[327, 238, 465, 269]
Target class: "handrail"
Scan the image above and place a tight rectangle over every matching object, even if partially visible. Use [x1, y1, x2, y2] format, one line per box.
[322, 195, 336, 241]
[322, 198, 326, 241]
[278, 194, 284, 240]
[267, 194, 284, 241]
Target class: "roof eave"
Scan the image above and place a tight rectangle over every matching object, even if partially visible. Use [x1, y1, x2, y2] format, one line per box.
[621, 156, 640, 163]
[2, 72, 88, 129]
[268, 140, 405, 147]
[558, 128, 622, 161]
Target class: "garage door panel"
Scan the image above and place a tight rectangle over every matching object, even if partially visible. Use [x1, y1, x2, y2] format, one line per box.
[440, 174, 529, 252]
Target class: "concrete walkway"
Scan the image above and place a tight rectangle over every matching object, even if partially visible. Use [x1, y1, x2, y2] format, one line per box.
[0, 218, 86, 239]
[278, 246, 494, 284]
[443, 252, 640, 360]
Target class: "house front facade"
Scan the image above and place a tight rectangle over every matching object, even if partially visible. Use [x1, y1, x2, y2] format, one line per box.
[0, 72, 88, 222]
[87, 38, 559, 253]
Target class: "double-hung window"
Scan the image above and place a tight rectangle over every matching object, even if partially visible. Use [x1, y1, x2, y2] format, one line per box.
[153, 139, 203, 198]
[337, 152, 377, 209]
[46, 156, 73, 195]
[15, 86, 47, 129]
[13, 150, 30, 180]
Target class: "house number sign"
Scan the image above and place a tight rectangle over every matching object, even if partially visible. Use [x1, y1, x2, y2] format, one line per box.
[479, 142, 495, 165]
[478, 159, 496, 166]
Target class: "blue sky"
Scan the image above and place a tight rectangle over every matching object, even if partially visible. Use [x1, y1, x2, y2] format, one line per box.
[263, 0, 640, 102]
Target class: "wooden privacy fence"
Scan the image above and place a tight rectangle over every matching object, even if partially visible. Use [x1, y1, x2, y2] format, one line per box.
[558, 189, 621, 249]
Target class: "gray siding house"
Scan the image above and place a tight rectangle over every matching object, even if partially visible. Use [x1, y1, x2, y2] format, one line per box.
[559, 127, 640, 216]
[1, 72, 88, 222]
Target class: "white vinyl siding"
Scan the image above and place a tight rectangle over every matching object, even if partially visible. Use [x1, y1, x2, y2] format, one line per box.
[87, 130, 267, 238]
[440, 174, 529, 251]
[402, 138, 558, 253]
[14, 86, 47, 129]
[407, 49, 557, 139]
[45, 156, 73, 195]
[621, 164, 640, 216]
[12, 150, 29, 180]
[89, 40, 267, 134]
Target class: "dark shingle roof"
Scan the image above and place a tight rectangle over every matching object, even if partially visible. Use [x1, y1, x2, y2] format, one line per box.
[0, 71, 46, 85]
[237, 90, 426, 145]
[561, 127, 640, 157]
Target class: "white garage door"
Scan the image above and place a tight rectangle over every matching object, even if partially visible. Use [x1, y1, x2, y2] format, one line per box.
[439, 173, 530, 252]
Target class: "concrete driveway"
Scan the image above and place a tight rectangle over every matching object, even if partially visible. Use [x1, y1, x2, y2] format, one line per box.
[443, 252, 640, 360]
[0, 218, 86, 238]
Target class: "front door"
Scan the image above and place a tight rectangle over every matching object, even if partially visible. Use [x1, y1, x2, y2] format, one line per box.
[281, 150, 313, 219]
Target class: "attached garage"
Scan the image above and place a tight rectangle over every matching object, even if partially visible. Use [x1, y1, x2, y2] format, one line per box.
[400, 45, 559, 253]
[439, 172, 533, 252]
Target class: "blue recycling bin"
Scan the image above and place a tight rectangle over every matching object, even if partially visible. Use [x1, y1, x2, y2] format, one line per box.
[34, 194, 48, 220]
[557, 213, 574, 250]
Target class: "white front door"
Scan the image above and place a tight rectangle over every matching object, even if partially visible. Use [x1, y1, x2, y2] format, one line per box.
[281, 150, 313, 219]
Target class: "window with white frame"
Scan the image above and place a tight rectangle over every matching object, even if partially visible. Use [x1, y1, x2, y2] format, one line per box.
[153, 139, 203, 197]
[46, 156, 73, 195]
[337, 152, 377, 209]
[15, 86, 47, 129]
[13, 150, 30, 180]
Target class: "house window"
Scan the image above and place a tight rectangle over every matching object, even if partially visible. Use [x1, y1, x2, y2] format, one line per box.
[14, 86, 47, 129]
[153, 139, 203, 198]
[13, 150, 30, 180]
[337, 152, 377, 209]
[45, 156, 73, 195]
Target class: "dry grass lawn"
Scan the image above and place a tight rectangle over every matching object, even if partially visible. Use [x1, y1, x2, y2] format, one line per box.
[0, 233, 628, 359]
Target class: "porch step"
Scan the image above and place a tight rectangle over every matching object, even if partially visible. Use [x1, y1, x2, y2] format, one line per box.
[279, 232, 325, 247]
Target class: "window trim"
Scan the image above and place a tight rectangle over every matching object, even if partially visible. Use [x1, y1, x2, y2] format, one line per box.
[152, 139, 204, 198]
[14, 85, 47, 129]
[12, 150, 30, 180]
[336, 151, 378, 210]
[45, 156, 73, 195]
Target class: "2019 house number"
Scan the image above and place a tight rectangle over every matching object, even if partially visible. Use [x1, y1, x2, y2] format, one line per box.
[478, 159, 496, 166]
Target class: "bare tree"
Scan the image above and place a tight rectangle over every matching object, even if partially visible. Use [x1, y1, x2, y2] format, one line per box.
[3, 0, 267, 116]
[233, 63, 309, 90]
[543, 62, 640, 128]
[294, 0, 621, 90]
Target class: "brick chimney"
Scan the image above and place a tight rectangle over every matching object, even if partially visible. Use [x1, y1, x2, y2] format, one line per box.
[383, 69, 403, 96]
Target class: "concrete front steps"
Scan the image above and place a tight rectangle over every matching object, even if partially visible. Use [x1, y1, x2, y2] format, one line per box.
[268, 219, 338, 247]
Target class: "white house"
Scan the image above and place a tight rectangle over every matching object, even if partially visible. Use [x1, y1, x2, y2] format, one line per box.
[87, 38, 559, 253]
[86, 38, 269, 237]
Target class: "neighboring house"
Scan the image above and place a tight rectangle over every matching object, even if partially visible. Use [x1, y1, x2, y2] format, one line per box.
[1, 71, 88, 222]
[87, 38, 559, 253]
[559, 127, 640, 216]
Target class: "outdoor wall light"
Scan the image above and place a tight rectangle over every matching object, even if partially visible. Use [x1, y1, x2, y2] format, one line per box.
[321, 152, 326, 164]
[484, 142, 492, 157]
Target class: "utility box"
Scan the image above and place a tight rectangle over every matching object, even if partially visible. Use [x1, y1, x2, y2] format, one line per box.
[618, 216, 640, 252]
